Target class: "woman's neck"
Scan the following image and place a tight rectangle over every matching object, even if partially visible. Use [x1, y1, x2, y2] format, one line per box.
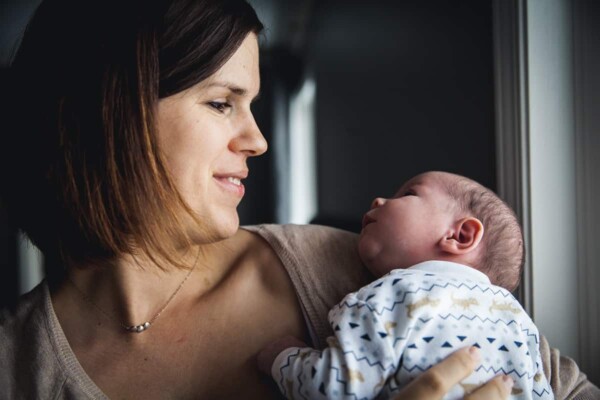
[65, 246, 202, 331]
[52, 231, 247, 340]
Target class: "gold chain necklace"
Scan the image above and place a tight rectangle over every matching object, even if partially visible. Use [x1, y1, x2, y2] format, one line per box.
[68, 250, 199, 334]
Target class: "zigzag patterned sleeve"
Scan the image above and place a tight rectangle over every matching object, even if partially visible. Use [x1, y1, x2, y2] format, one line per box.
[525, 323, 554, 399]
[271, 280, 406, 400]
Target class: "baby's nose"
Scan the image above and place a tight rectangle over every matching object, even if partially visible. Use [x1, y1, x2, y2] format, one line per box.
[371, 198, 386, 209]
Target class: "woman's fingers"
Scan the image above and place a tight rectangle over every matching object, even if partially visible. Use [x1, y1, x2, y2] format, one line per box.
[464, 375, 514, 400]
[394, 346, 480, 400]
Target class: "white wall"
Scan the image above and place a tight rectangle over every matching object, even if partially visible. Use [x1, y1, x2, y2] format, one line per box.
[527, 0, 579, 360]
[495, 0, 600, 381]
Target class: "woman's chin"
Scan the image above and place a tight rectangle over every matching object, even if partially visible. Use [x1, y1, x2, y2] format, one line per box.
[217, 218, 240, 240]
[186, 213, 240, 244]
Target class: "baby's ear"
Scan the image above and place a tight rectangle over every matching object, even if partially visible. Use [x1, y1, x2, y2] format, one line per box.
[439, 217, 484, 255]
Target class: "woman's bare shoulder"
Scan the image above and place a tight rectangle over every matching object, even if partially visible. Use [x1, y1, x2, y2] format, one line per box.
[229, 228, 297, 299]
[240, 224, 370, 290]
[240, 224, 373, 347]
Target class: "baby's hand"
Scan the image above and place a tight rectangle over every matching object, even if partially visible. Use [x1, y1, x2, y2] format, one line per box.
[257, 335, 308, 376]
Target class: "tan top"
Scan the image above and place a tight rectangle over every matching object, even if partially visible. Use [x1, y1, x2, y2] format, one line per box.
[1, 224, 598, 399]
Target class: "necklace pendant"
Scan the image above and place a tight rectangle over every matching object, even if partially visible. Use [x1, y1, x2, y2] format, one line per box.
[127, 322, 151, 333]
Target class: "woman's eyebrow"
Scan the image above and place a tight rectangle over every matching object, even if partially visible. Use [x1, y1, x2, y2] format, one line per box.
[206, 81, 261, 102]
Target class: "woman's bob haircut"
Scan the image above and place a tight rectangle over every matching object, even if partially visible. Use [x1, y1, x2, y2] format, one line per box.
[1, 0, 263, 278]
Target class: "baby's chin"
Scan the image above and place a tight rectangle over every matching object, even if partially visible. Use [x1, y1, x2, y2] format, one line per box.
[358, 241, 413, 278]
[357, 235, 376, 265]
[358, 246, 396, 278]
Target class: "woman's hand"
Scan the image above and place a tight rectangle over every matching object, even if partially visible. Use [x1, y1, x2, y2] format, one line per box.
[393, 347, 514, 400]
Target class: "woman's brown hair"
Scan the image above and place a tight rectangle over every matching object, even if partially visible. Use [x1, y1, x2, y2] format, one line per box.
[1, 0, 263, 278]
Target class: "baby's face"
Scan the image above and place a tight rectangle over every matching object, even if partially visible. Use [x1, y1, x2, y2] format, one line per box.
[358, 172, 457, 277]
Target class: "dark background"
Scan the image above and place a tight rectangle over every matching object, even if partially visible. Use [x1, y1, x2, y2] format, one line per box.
[242, 0, 495, 231]
[0, 0, 495, 306]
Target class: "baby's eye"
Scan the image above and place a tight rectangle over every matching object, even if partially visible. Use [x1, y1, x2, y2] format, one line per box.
[208, 101, 231, 113]
[402, 190, 417, 197]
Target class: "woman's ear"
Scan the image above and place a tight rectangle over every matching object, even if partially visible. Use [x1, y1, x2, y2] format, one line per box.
[439, 217, 484, 255]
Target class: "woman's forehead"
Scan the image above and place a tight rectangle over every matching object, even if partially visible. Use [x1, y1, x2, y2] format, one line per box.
[167, 34, 261, 102]
[207, 34, 260, 93]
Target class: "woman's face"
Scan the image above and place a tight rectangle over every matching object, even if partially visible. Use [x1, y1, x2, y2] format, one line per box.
[157, 33, 267, 243]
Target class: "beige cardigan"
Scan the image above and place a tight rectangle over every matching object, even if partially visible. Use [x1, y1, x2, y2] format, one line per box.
[0, 224, 597, 399]
[245, 224, 600, 400]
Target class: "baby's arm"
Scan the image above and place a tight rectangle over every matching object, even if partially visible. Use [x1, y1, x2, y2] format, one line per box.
[257, 335, 309, 376]
[258, 296, 399, 400]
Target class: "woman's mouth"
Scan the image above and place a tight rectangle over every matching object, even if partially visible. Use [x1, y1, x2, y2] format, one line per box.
[226, 177, 242, 186]
[214, 175, 246, 197]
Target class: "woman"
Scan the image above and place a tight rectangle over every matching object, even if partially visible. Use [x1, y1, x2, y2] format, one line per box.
[0, 0, 594, 399]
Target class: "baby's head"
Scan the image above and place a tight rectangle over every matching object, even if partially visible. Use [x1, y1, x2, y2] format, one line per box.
[358, 171, 523, 291]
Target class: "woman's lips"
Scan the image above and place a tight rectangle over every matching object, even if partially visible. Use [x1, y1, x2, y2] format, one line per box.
[214, 176, 245, 197]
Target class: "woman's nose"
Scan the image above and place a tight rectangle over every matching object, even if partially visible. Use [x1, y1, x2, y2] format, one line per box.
[231, 113, 268, 157]
[371, 197, 386, 209]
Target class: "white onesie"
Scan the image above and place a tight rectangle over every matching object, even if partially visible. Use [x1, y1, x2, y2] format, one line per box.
[272, 261, 553, 400]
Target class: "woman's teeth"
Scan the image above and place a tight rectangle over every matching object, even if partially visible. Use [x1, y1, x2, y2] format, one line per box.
[227, 177, 242, 186]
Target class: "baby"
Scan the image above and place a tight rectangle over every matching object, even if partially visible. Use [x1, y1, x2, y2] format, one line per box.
[258, 171, 553, 400]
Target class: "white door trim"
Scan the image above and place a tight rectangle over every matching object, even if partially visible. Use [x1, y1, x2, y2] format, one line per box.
[492, 0, 533, 313]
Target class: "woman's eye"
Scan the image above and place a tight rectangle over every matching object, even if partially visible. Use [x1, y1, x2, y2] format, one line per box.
[208, 101, 231, 113]
[403, 190, 416, 197]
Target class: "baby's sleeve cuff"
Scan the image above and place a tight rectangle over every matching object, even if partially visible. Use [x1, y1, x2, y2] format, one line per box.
[271, 347, 302, 385]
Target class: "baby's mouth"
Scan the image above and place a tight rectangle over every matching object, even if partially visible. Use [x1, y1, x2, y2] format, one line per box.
[362, 214, 376, 229]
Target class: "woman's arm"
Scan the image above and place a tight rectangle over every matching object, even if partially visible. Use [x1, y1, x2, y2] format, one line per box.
[540, 335, 600, 399]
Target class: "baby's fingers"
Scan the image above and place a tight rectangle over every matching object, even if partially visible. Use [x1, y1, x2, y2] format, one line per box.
[464, 375, 514, 400]
[393, 346, 480, 400]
